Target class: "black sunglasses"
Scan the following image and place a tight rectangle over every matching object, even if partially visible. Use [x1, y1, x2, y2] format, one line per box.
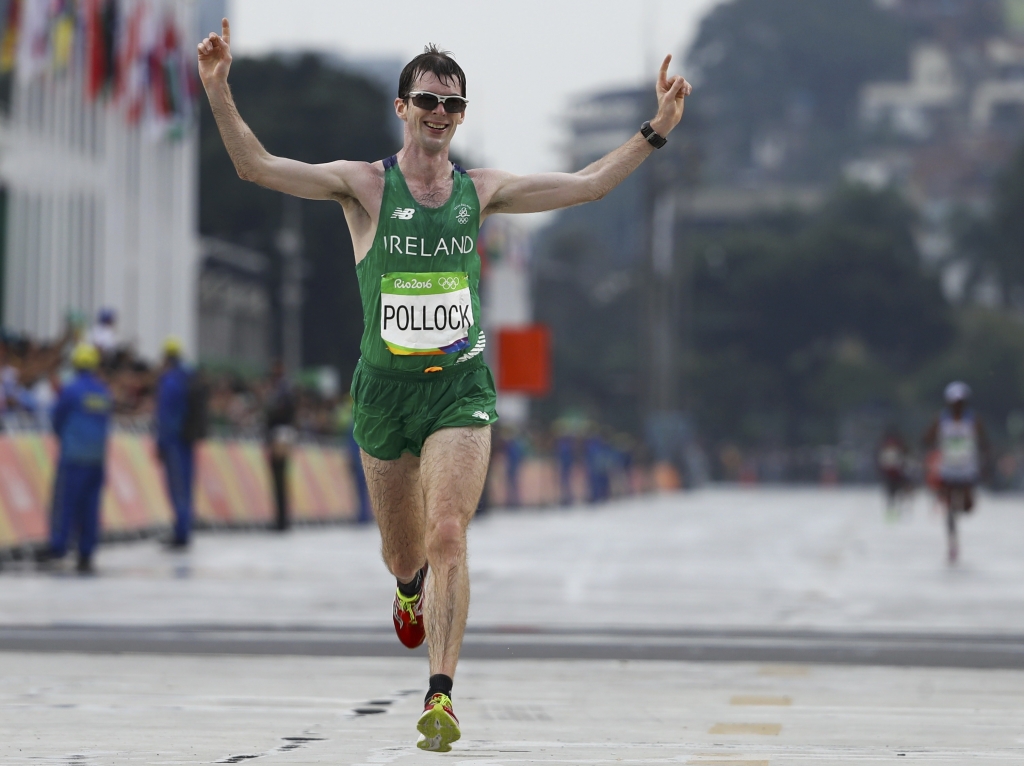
[407, 90, 469, 114]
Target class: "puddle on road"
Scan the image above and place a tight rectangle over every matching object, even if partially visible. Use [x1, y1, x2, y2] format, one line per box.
[216, 731, 326, 763]
[347, 688, 419, 718]
[279, 735, 327, 752]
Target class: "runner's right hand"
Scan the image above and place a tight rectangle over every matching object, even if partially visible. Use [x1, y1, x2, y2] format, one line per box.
[198, 18, 232, 86]
[650, 54, 691, 137]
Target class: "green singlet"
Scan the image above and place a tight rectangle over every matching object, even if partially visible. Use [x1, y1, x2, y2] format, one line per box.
[350, 155, 498, 461]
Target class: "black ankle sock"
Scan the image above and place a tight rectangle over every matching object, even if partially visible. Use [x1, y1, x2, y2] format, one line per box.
[426, 674, 453, 702]
[397, 567, 424, 598]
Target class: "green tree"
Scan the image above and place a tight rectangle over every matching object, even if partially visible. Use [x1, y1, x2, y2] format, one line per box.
[531, 222, 644, 434]
[691, 184, 952, 444]
[966, 141, 1024, 306]
[916, 309, 1024, 442]
[199, 54, 399, 378]
[686, 0, 909, 183]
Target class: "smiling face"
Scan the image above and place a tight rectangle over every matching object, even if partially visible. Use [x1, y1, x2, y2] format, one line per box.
[395, 72, 465, 154]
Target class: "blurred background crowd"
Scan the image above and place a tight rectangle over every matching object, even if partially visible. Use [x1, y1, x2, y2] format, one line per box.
[0, 311, 345, 439]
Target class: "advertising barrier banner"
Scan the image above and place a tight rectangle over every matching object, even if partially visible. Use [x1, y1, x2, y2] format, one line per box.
[0, 434, 359, 549]
[0, 430, 652, 551]
[0, 436, 51, 545]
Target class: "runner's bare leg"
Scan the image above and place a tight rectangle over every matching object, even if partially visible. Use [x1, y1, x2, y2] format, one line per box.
[362, 450, 426, 583]
[419, 426, 491, 678]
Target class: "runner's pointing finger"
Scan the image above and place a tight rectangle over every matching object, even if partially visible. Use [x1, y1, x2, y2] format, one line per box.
[222, 18, 231, 46]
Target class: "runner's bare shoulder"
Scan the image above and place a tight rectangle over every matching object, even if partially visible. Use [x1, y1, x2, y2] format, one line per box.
[466, 167, 513, 213]
[329, 160, 386, 210]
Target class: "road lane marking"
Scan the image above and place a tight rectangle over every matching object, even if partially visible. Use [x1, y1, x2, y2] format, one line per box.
[758, 665, 809, 676]
[709, 723, 782, 736]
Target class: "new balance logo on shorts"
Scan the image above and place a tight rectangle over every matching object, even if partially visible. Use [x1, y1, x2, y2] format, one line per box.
[473, 411, 490, 421]
[391, 208, 416, 220]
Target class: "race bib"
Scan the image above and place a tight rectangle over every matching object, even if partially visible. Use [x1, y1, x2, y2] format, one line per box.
[942, 435, 976, 469]
[381, 272, 473, 356]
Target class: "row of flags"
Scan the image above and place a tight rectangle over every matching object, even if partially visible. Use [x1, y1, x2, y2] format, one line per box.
[0, 0, 197, 141]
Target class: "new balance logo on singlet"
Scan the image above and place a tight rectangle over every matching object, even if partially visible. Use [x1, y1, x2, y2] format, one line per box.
[391, 208, 416, 220]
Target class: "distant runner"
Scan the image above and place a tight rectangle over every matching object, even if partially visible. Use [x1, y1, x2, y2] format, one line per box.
[876, 426, 911, 518]
[198, 18, 691, 752]
[922, 382, 990, 564]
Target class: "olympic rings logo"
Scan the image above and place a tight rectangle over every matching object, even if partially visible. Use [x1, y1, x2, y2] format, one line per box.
[438, 276, 461, 291]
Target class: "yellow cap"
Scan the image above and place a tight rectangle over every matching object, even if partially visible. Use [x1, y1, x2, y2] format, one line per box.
[163, 336, 183, 357]
[71, 343, 100, 370]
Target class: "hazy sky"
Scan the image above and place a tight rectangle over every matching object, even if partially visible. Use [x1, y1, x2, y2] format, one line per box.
[227, 0, 723, 176]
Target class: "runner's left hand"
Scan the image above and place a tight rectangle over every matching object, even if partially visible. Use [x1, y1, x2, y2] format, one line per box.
[650, 55, 691, 137]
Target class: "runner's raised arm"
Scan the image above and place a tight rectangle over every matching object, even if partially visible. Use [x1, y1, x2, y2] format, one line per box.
[472, 55, 691, 217]
[197, 18, 367, 202]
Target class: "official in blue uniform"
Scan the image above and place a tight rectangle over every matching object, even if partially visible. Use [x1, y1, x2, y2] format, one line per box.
[156, 337, 194, 548]
[556, 435, 575, 506]
[264, 360, 297, 532]
[585, 432, 612, 504]
[47, 343, 111, 574]
[336, 394, 372, 524]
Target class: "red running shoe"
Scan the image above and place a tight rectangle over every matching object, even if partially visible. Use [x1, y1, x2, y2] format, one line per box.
[417, 693, 460, 752]
[393, 565, 427, 649]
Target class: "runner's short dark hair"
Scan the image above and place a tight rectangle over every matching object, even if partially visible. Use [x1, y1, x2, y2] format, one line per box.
[398, 44, 466, 100]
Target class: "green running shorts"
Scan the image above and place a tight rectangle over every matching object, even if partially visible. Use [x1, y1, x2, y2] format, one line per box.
[350, 357, 499, 461]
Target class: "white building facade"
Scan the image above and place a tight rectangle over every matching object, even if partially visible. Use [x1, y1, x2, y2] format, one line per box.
[0, 0, 202, 360]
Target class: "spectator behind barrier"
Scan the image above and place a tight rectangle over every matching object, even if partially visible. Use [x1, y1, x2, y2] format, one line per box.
[37, 343, 111, 574]
[156, 337, 196, 549]
[264, 360, 297, 532]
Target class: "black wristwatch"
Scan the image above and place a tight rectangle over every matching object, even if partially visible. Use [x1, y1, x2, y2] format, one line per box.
[640, 121, 667, 149]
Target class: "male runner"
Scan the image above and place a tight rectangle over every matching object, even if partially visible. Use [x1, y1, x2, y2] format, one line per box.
[198, 20, 690, 751]
[922, 382, 990, 564]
